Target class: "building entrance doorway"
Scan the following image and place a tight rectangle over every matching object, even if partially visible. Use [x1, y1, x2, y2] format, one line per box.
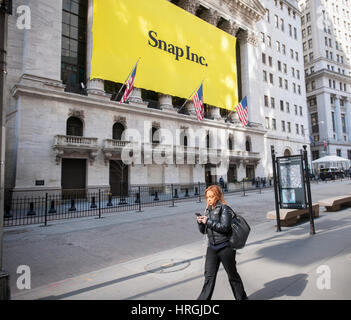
[110, 160, 128, 196]
[205, 164, 216, 187]
[61, 158, 86, 198]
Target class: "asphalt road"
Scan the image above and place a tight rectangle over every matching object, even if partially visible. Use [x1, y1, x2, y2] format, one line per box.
[3, 179, 351, 296]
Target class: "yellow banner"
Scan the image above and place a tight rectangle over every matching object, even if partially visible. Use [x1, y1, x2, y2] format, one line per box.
[91, 0, 238, 110]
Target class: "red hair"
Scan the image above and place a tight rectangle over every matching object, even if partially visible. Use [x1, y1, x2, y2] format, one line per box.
[204, 185, 228, 206]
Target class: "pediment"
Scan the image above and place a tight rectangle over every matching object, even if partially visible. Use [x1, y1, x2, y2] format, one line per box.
[224, 0, 267, 21]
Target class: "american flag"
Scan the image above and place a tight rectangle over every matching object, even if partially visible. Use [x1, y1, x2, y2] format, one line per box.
[235, 96, 248, 127]
[120, 62, 138, 103]
[192, 83, 204, 121]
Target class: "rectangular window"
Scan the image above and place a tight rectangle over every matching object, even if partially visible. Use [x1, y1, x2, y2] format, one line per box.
[332, 111, 336, 132]
[342, 114, 346, 133]
[272, 118, 277, 130]
[263, 70, 267, 82]
[61, 0, 88, 95]
[271, 97, 275, 108]
[282, 120, 286, 132]
[280, 100, 284, 111]
[296, 123, 299, 134]
[262, 53, 266, 64]
[264, 95, 269, 107]
[287, 122, 291, 133]
[265, 117, 270, 129]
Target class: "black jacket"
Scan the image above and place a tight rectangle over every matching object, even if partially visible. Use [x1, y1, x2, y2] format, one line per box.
[198, 202, 233, 246]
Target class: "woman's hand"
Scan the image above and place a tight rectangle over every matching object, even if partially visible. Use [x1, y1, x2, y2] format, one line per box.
[197, 216, 208, 224]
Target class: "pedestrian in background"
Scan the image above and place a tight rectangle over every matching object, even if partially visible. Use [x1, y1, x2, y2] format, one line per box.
[196, 185, 248, 300]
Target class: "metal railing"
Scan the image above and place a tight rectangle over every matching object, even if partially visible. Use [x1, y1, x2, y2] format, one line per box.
[3, 180, 274, 227]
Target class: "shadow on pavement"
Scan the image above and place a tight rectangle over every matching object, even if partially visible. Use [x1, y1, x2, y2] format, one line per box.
[249, 273, 308, 300]
[242, 217, 351, 268]
[38, 255, 204, 300]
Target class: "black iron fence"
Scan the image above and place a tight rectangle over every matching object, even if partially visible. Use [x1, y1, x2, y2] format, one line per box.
[3, 180, 274, 227]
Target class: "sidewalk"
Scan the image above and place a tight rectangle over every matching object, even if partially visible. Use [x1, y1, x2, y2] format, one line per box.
[12, 206, 351, 300]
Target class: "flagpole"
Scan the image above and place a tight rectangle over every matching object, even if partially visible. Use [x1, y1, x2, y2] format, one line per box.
[177, 80, 204, 114]
[113, 57, 141, 102]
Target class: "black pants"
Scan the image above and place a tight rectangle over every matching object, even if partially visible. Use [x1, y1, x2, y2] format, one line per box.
[197, 245, 247, 300]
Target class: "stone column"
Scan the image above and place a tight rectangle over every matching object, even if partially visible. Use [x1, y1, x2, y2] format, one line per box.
[158, 94, 174, 110]
[86, 0, 105, 95]
[317, 92, 332, 143]
[345, 98, 351, 142]
[128, 88, 143, 104]
[209, 106, 222, 121]
[237, 30, 260, 125]
[334, 95, 343, 141]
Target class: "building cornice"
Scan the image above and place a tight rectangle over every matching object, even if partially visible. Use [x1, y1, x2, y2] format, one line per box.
[305, 68, 351, 83]
[11, 80, 266, 135]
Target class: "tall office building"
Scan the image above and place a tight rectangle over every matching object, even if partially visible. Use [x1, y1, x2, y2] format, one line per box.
[257, 0, 310, 162]
[298, 0, 351, 161]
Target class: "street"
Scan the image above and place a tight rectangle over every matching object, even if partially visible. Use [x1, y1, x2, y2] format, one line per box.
[3, 179, 351, 299]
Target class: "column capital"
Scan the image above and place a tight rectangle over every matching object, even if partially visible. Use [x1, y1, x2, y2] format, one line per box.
[199, 8, 221, 26]
[178, 0, 200, 15]
[218, 20, 240, 37]
[237, 29, 258, 47]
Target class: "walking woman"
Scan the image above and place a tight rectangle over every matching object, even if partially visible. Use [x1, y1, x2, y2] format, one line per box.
[197, 185, 248, 300]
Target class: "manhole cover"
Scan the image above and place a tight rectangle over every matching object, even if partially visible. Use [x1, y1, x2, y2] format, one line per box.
[145, 259, 191, 274]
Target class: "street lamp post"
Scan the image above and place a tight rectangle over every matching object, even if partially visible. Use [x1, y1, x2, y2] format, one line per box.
[0, 0, 11, 300]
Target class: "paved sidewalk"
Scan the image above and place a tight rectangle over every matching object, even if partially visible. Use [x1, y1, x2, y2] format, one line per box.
[12, 207, 351, 300]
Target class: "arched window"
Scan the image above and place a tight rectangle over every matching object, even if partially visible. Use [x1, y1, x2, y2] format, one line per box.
[284, 149, 291, 157]
[151, 126, 159, 144]
[66, 117, 83, 136]
[113, 122, 125, 140]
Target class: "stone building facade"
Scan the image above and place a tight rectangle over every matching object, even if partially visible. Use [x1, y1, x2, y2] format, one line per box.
[5, 0, 309, 197]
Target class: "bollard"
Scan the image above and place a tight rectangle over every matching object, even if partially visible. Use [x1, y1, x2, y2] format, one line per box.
[107, 194, 113, 206]
[170, 184, 175, 207]
[198, 182, 201, 203]
[154, 191, 159, 201]
[48, 200, 57, 213]
[185, 188, 189, 197]
[90, 196, 97, 209]
[68, 199, 76, 212]
[27, 202, 36, 216]
[135, 192, 140, 204]
[173, 188, 179, 198]
[4, 204, 12, 218]
[137, 186, 142, 212]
